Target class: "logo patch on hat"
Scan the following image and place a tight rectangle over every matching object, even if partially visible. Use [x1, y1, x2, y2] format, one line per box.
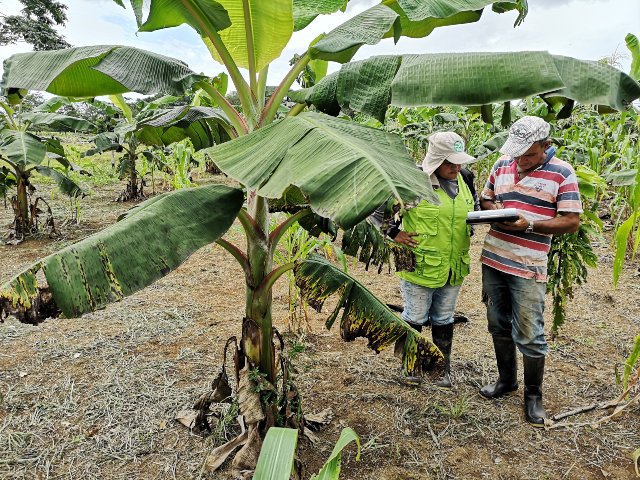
[454, 140, 463, 152]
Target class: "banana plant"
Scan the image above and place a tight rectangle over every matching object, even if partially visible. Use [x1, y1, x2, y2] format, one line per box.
[1, 0, 639, 473]
[83, 92, 233, 201]
[0, 96, 94, 242]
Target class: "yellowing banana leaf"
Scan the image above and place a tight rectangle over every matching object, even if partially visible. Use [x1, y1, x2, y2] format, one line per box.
[208, 111, 435, 229]
[0, 184, 244, 323]
[294, 255, 444, 377]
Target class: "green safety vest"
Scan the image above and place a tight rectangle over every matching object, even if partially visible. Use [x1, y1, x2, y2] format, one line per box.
[397, 174, 474, 288]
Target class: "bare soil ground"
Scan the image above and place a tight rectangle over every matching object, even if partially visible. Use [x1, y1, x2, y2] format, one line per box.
[1, 177, 639, 480]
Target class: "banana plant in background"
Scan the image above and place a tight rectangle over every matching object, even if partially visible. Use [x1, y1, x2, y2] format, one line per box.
[83, 92, 233, 201]
[1, 0, 640, 474]
[0, 95, 94, 243]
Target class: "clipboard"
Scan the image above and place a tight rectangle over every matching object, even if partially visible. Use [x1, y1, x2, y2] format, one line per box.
[466, 208, 520, 225]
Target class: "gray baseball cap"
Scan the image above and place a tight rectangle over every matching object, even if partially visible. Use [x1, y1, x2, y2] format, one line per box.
[421, 131, 476, 175]
[500, 116, 551, 158]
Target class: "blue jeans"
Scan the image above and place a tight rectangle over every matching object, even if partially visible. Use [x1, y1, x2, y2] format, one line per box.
[400, 278, 462, 327]
[481, 264, 548, 357]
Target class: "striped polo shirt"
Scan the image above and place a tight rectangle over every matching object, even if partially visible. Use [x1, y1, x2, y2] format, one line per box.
[480, 154, 583, 281]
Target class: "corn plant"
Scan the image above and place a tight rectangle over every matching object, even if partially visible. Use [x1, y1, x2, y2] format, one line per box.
[1, 0, 639, 472]
[273, 218, 347, 332]
[254, 427, 360, 480]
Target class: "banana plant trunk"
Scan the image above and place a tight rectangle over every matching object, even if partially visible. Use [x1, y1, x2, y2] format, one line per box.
[128, 152, 138, 199]
[14, 170, 30, 235]
[244, 193, 276, 385]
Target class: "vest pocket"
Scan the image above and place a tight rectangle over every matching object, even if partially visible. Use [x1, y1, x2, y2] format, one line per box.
[413, 204, 439, 237]
[414, 248, 442, 276]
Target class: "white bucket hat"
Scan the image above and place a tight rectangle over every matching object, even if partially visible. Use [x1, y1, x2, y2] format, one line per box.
[500, 116, 551, 158]
[421, 131, 476, 176]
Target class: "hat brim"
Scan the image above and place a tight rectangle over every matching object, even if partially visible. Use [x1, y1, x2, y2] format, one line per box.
[445, 151, 476, 165]
[499, 138, 533, 158]
[422, 151, 477, 176]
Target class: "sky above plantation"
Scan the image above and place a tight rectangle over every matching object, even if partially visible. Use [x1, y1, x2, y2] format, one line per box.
[0, 0, 638, 95]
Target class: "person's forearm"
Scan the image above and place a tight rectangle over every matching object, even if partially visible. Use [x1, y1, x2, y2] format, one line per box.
[528, 213, 580, 234]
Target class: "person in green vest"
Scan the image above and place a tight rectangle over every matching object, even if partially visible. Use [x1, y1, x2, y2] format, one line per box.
[389, 131, 478, 387]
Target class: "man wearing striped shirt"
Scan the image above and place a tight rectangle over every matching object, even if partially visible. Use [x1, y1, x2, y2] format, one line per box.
[478, 116, 582, 427]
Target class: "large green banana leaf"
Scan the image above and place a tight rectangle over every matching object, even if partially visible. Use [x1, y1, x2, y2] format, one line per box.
[209, 0, 293, 72]
[0, 184, 244, 324]
[309, 0, 517, 63]
[1, 46, 205, 97]
[138, 0, 231, 34]
[0, 131, 47, 167]
[290, 52, 640, 121]
[208, 111, 435, 229]
[136, 106, 233, 150]
[22, 112, 95, 132]
[295, 255, 444, 376]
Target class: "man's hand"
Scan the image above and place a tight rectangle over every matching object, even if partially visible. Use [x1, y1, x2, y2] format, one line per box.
[394, 231, 419, 248]
[497, 214, 528, 231]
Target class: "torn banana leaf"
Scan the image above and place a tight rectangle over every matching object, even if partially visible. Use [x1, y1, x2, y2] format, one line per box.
[0, 184, 244, 324]
[294, 255, 444, 377]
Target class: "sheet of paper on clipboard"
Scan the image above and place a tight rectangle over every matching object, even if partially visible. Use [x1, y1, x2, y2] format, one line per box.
[466, 208, 520, 225]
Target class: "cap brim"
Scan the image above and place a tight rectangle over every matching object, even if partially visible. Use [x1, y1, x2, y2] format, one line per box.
[499, 138, 532, 158]
[445, 151, 477, 164]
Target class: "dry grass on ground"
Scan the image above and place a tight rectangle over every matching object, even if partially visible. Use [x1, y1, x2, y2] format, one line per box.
[1, 178, 639, 480]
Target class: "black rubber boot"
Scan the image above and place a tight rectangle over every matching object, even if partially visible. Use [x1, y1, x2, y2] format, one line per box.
[523, 355, 546, 427]
[480, 336, 519, 398]
[432, 323, 453, 388]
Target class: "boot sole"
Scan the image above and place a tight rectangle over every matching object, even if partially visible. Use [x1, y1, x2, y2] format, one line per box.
[526, 419, 546, 428]
[479, 387, 519, 399]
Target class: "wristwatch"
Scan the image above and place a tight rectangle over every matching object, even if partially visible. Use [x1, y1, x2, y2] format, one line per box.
[525, 220, 534, 233]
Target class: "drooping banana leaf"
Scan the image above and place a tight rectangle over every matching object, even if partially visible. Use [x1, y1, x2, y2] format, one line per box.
[208, 111, 435, 230]
[294, 255, 444, 376]
[136, 106, 233, 150]
[1, 46, 205, 98]
[0, 184, 244, 324]
[290, 52, 640, 121]
[546, 55, 640, 111]
[33, 166, 87, 198]
[22, 112, 95, 132]
[309, 0, 520, 63]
